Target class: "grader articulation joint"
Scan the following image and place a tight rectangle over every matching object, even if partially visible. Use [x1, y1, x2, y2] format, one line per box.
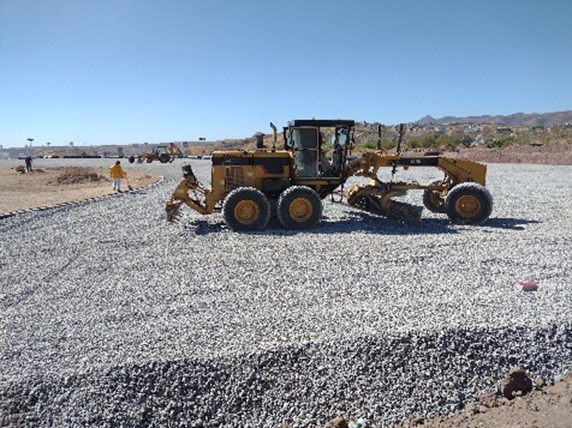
[165, 119, 493, 231]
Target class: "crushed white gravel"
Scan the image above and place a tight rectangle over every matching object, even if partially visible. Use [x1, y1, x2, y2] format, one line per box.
[1, 158, 571, 427]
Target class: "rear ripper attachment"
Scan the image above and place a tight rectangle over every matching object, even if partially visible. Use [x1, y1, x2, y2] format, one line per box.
[165, 119, 493, 231]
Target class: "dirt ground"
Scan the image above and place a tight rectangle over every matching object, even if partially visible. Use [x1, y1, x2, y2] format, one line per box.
[1, 149, 571, 427]
[442, 142, 572, 165]
[0, 166, 161, 214]
[395, 370, 572, 428]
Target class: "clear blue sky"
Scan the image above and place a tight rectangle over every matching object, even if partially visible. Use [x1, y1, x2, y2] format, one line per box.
[1, 0, 571, 148]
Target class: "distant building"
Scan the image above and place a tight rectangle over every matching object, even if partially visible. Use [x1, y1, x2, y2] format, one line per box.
[463, 124, 479, 133]
[496, 127, 512, 134]
[532, 126, 547, 133]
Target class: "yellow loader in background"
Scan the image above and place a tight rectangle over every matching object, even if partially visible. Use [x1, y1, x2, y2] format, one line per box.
[166, 119, 492, 231]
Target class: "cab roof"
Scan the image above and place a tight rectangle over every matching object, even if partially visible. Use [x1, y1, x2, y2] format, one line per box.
[287, 119, 355, 128]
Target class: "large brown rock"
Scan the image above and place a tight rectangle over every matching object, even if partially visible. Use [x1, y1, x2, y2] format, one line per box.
[325, 416, 348, 428]
[500, 367, 533, 399]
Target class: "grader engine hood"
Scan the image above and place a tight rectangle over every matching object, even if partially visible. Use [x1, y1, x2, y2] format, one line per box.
[211, 151, 291, 176]
[210, 151, 292, 199]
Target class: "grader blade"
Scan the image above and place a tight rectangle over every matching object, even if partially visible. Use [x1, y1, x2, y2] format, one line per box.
[347, 187, 423, 224]
[385, 201, 423, 225]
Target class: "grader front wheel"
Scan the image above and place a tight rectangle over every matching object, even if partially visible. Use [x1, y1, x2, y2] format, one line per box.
[222, 187, 270, 231]
[445, 183, 493, 225]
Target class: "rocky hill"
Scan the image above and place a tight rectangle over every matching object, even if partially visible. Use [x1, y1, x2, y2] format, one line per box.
[417, 110, 572, 127]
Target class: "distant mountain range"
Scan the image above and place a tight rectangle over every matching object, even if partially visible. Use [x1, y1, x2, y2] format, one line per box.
[416, 110, 572, 127]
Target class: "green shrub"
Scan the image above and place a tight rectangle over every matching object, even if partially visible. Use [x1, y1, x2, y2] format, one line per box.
[487, 138, 513, 149]
[437, 134, 462, 150]
[381, 139, 396, 151]
[408, 135, 438, 149]
[460, 135, 474, 147]
[362, 141, 378, 150]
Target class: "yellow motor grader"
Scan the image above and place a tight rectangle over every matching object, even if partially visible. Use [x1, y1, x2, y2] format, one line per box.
[165, 119, 493, 231]
[136, 143, 183, 164]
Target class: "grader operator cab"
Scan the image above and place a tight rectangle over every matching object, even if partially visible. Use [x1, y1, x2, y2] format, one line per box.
[284, 119, 353, 179]
[166, 119, 493, 231]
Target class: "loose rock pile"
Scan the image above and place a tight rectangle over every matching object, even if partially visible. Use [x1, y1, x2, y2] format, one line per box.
[47, 168, 106, 185]
[1, 159, 571, 427]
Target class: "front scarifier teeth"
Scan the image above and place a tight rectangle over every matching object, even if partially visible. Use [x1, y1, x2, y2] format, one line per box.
[165, 201, 182, 222]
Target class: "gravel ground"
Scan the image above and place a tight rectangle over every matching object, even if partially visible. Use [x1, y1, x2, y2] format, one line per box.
[1, 158, 571, 427]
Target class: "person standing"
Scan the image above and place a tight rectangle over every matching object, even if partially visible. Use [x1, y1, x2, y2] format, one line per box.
[109, 160, 127, 192]
[25, 156, 33, 172]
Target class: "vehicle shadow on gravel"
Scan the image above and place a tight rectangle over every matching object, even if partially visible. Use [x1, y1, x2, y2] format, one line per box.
[180, 219, 227, 235]
[178, 215, 539, 236]
[180, 216, 452, 236]
[316, 214, 539, 234]
[483, 217, 541, 230]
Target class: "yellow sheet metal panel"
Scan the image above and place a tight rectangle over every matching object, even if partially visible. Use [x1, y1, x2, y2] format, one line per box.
[210, 149, 293, 201]
[438, 157, 487, 186]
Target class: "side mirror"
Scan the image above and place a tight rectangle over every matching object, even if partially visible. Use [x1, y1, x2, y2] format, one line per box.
[283, 128, 291, 150]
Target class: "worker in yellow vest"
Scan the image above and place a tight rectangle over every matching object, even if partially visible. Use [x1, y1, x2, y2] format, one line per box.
[109, 160, 127, 192]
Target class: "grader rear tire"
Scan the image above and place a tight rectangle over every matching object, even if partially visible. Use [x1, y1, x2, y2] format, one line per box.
[277, 186, 322, 230]
[445, 183, 493, 225]
[222, 187, 270, 231]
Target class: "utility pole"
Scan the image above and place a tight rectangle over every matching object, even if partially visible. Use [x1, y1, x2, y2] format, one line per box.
[27, 138, 34, 155]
